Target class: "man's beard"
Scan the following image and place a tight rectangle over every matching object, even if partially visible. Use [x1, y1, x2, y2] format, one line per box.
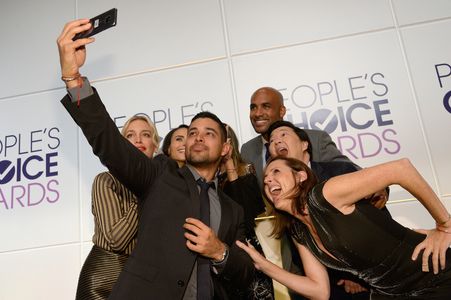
[186, 152, 219, 168]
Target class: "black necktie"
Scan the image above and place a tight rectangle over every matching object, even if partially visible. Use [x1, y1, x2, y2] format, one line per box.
[264, 142, 271, 162]
[196, 178, 213, 300]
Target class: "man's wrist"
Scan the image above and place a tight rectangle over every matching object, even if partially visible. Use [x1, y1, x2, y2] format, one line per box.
[62, 72, 81, 88]
[212, 244, 229, 264]
[67, 77, 93, 102]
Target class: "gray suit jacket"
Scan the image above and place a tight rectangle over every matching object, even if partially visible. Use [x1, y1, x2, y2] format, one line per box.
[241, 129, 352, 188]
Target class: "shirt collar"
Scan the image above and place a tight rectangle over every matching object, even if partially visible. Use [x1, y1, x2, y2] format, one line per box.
[186, 164, 218, 189]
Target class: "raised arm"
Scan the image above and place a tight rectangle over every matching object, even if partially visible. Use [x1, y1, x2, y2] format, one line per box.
[236, 239, 329, 300]
[323, 158, 447, 221]
[323, 158, 451, 273]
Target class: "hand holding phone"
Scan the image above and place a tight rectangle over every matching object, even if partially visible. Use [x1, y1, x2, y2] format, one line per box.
[73, 8, 117, 40]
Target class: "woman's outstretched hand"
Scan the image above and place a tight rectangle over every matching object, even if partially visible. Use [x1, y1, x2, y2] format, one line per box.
[236, 240, 267, 270]
[412, 228, 451, 274]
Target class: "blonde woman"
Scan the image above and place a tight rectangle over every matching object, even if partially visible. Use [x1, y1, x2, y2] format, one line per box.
[76, 115, 159, 300]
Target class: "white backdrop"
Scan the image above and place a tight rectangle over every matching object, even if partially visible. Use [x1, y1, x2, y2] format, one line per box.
[1, 1, 450, 299]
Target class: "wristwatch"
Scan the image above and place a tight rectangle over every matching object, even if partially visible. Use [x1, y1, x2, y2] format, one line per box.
[212, 244, 229, 264]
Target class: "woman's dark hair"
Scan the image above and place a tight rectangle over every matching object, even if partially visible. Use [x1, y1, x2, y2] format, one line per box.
[161, 124, 189, 156]
[264, 156, 318, 238]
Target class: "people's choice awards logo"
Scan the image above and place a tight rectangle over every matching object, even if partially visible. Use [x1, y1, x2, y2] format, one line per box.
[0, 127, 60, 210]
[0, 160, 15, 184]
[435, 63, 451, 114]
[281, 72, 401, 160]
[113, 100, 214, 134]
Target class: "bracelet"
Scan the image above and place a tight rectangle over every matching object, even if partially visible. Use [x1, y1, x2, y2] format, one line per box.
[212, 244, 229, 264]
[436, 227, 451, 234]
[61, 73, 81, 83]
[436, 213, 451, 234]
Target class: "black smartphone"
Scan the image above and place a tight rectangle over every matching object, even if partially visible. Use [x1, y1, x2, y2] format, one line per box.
[73, 8, 117, 40]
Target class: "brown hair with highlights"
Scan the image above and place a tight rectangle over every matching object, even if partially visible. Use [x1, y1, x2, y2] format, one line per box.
[264, 156, 318, 238]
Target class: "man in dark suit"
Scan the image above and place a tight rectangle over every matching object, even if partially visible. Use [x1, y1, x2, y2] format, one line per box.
[58, 19, 254, 299]
[267, 120, 391, 299]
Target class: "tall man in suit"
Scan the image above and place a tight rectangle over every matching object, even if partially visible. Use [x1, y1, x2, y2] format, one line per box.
[241, 87, 352, 189]
[267, 120, 391, 299]
[240, 87, 353, 299]
[57, 19, 254, 299]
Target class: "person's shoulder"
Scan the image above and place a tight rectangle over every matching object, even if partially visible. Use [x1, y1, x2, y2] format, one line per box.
[241, 135, 261, 148]
[303, 128, 331, 138]
[92, 171, 120, 189]
[94, 171, 114, 182]
[310, 160, 356, 169]
[153, 153, 177, 166]
[312, 160, 358, 175]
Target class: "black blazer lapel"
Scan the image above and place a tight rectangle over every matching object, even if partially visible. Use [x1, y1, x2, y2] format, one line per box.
[217, 189, 234, 243]
[179, 166, 200, 219]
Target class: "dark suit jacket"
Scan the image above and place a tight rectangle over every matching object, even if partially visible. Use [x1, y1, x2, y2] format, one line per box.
[61, 90, 254, 300]
[310, 160, 360, 182]
[241, 130, 352, 188]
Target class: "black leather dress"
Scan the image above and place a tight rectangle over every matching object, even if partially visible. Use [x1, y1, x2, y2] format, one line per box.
[291, 181, 451, 299]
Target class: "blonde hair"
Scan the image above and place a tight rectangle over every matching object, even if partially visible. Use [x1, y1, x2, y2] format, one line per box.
[121, 115, 160, 149]
[224, 124, 253, 176]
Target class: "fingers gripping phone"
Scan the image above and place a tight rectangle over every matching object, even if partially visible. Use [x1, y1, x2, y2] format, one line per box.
[73, 8, 117, 40]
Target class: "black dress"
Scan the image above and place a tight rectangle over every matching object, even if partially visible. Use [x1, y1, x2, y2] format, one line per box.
[291, 181, 451, 299]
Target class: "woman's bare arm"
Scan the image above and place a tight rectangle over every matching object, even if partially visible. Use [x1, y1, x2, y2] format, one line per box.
[236, 240, 329, 300]
[323, 158, 451, 273]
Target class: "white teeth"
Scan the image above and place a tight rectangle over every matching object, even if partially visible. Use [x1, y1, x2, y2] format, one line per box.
[270, 186, 281, 193]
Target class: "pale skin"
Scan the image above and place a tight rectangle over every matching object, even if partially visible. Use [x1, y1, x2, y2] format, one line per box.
[263, 158, 451, 278]
[57, 19, 230, 262]
[236, 159, 329, 300]
[236, 239, 330, 300]
[167, 127, 187, 167]
[124, 119, 157, 158]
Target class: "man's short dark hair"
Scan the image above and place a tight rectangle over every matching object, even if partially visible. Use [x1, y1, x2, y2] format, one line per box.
[191, 111, 227, 142]
[267, 120, 313, 157]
